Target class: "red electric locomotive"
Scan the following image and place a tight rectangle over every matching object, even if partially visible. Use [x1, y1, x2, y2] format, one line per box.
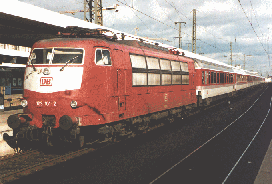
[7, 31, 197, 147]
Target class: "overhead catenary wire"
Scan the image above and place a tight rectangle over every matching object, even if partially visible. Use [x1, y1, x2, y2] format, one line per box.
[249, 0, 265, 41]
[237, 0, 270, 58]
[116, 0, 178, 31]
[165, 1, 231, 53]
[116, 0, 226, 53]
[164, 0, 229, 47]
[155, 0, 184, 46]
[121, 0, 162, 40]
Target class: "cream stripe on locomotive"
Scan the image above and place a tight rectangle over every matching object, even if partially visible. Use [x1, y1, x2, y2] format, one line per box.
[24, 66, 83, 93]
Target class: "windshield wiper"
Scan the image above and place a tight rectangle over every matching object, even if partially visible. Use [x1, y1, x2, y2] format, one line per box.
[31, 61, 36, 71]
[60, 56, 79, 71]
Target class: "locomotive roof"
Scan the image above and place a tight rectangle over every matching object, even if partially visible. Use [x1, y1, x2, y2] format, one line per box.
[35, 36, 261, 78]
[34, 38, 172, 56]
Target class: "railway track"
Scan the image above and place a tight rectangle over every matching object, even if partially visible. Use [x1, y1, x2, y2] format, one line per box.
[149, 85, 271, 183]
[0, 84, 268, 184]
[1, 133, 133, 183]
[0, 143, 100, 183]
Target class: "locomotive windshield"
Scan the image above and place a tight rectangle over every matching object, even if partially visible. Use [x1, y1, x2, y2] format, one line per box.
[29, 48, 83, 65]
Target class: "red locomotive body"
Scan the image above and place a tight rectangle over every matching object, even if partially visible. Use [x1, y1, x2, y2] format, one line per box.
[8, 37, 197, 147]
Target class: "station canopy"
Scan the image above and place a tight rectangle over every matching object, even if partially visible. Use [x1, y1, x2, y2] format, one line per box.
[0, 0, 106, 47]
[0, 0, 163, 48]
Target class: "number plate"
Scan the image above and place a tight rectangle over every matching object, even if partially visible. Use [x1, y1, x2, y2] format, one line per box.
[36, 101, 57, 107]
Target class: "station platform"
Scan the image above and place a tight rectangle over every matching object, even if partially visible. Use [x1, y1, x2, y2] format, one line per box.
[254, 139, 272, 183]
[0, 109, 23, 156]
[4, 94, 23, 110]
[0, 109, 23, 141]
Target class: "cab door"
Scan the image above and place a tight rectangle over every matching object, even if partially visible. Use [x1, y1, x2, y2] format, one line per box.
[91, 47, 113, 97]
[111, 48, 127, 116]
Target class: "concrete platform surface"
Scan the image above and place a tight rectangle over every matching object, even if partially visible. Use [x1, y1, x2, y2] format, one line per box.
[0, 109, 22, 157]
[0, 109, 23, 141]
[254, 139, 272, 184]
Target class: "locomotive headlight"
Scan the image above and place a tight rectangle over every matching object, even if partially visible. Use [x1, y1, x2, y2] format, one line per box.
[21, 100, 28, 107]
[70, 100, 77, 108]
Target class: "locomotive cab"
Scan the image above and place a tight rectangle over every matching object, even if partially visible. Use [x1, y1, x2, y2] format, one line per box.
[8, 42, 87, 147]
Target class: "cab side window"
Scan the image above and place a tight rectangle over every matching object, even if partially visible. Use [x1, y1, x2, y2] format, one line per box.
[96, 49, 111, 65]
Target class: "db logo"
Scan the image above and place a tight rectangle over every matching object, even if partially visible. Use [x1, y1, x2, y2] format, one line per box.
[40, 77, 53, 86]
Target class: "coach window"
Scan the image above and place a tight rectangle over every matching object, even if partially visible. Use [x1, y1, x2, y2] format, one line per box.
[205, 71, 208, 84]
[211, 72, 215, 84]
[160, 59, 171, 85]
[96, 49, 111, 65]
[217, 72, 219, 84]
[230, 74, 233, 83]
[213, 72, 216, 84]
[220, 73, 225, 84]
[147, 57, 160, 85]
[208, 71, 211, 84]
[130, 54, 147, 86]
[237, 75, 241, 82]
[202, 71, 205, 84]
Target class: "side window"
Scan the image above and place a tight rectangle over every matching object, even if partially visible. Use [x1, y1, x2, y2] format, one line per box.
[202, 71, 204, 84]
[160, 59, 171, 85]
[172, 75, 182, 84]
[180, 62, 189, 72]
[220, 73, 225, 84]
[230, 74, 233, 83]
[146, 57, 160, 85]
[205, 71, 208, 84]
[211, 72, 215, 84]
[182, 75, 189, 85]
[96, 49, 111, 65]
[130, 54, 147, 86]
[160, 59, 171, 70]
[171, 61, 181, 85]
[130, 55, 146, 68]
[180, 62, 189, 85]
[146, 57, 160, 69]
[171, 61, 181, 71]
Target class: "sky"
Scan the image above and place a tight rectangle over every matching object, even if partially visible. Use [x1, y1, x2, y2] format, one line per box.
[18, 0, 272, 77]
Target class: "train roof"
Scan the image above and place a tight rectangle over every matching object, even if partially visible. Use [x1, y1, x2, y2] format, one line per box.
[31, 26, 263, 78]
